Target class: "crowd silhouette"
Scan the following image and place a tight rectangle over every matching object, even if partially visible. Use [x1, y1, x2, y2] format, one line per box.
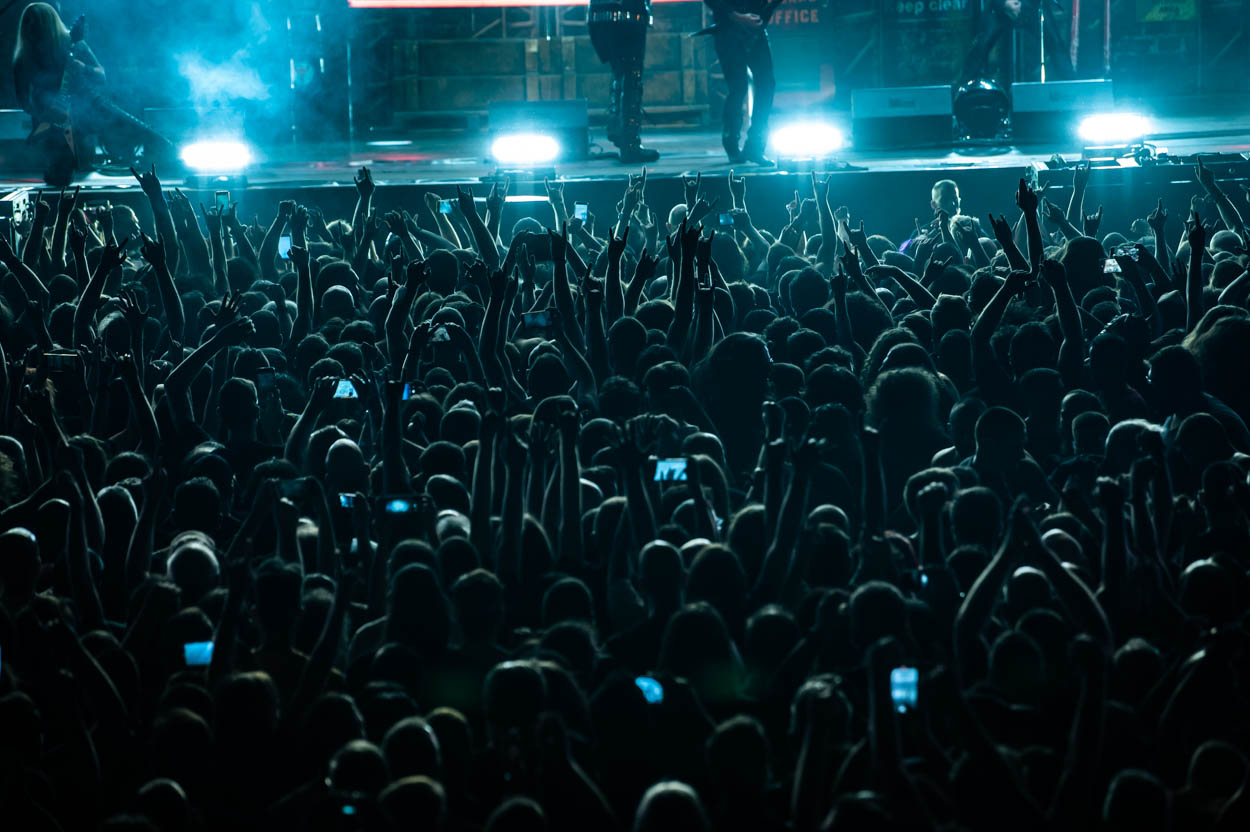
[1, 157, 1250, 832]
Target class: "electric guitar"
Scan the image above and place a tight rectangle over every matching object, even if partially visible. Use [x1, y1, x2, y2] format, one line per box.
[28, 14, 87, 187]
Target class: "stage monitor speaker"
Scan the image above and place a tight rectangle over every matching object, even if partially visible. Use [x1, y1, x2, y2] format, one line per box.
[488, 99, 589, 161]
[851, 86, 953, 150]
[1010, 80, 1114, 144]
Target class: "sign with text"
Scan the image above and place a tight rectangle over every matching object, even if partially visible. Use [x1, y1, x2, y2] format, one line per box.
[892, 0, 971, 18]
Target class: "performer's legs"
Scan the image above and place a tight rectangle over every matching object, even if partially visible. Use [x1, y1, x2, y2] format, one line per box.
[741, 32, 775, 164]
[714, 31, 750, 161]
[615, 22, 659, 162]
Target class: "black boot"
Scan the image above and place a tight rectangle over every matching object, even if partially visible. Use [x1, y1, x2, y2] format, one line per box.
[606, 74, 625, 147]
[616, 68, 659, 163]
[723, 131, 744, 163]
[741, 138, 775, 167]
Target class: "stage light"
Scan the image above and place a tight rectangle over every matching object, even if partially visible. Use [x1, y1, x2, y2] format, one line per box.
[179, 139, 253, 173]
[769, 121, 845, 158]
[490, 133, 560, 166]
[1077, 113, 1152, 144]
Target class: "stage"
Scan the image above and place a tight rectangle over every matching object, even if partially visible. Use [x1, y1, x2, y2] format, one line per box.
[4, 106, 1249, 245]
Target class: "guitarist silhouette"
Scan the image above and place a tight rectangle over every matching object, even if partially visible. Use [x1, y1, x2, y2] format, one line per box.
[14, 4, 173, 185]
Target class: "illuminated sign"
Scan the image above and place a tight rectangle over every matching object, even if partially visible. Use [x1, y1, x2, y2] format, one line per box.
[349, 0, 696, 6]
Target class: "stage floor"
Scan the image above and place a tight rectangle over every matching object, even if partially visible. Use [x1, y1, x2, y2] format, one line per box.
[4, 110, 1249, 194]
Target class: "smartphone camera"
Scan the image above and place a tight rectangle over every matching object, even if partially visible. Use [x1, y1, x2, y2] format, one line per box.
[401, 382, 413, 402]
[522, 311, 551, 330]
[278, 235, 292, 260]
[184, 641, 214, 667]
[574, 202, 589, 222]
[634, 676, 664, 704]
[432, 326, 451, 343]
[438, 199, 453, 215]
[890, 666, 919, 713]
[384, 497, 414, 514]
[333, 379, 358, 399]
[1103, 258, 1122, 274]
[338, 493, 356, 509]
[654, 458, 688, 483]
[1112, 243, 1139, 261]
[215, 190, 230, 210]
[718, 212, 735, 228]
[255, 367, 276, 395]
[45, 351, 79, 374]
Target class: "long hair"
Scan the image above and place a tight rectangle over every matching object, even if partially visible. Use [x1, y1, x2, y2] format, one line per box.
[14, 4, 70, 71]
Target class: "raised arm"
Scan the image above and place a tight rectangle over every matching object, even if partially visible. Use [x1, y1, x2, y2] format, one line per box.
[72, 239, 128, 350]
[1196, 157, 1246, 241]
[1066, 160, 1090, 223]
[1185, 211, 1209, 333]
[140, 233, 186, 344]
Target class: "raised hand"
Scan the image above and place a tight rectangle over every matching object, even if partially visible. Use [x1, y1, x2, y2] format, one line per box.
[634, 246, 658, 284]
[608, 225, 629, 260]
[1042, 199, 1066, 226]
[728, 169, 746, 206]
[139, 232, 166, 267]
[548, 223, 569, 262]
[1147, 198, 1167, 235]
[1072, 159, 1091, 190]
[215, 315, 257, 347]
[56, 186, 81, 220]
[682, 172, 701, 207]
[543, 176, 565, 205]
[384, 210, 406, 238]
[916, 480, 950, 518]
[278, 199, 296, 220]
[97, 238, 129, 274]
[291, 205, 309, 235]
[1083, 205, 1103, 238]
[33, 194, 51, 225]
[405, 258, 428, 286]
[130, 164, 162, 200]
[810, 171, 832, 204]
[1186, 210, 1210, 252]
[288, 244, 310, 270]
[987, 213, 1014, 247]
[199, 204, 222, 235]
[487, 176, 509, 215]
[68, 220, 87, 254]
[354, 166, 375, 199]
[423, 191, 443, 217]
[456, 186, 477, 218]
[211, 292, 243, 329]
[695, 230, 714, 269]
[847, 219, 870, 253]
[117, 288, 149, 335]
[628, 166, 648, 199]
[1039, 258, 1067, 287]
[1004, 269, 1033, 296]
[1194, 157, 1217, 193]
[1016, 178, 1039, 214]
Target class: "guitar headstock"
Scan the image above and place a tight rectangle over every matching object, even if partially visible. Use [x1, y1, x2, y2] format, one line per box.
[69, 15, 86, 44]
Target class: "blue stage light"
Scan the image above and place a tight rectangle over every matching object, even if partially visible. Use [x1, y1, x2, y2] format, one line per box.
[490, 132, 560, 166]
[179, 139, 254, 173]
[769, 121, 845, 158]
[1077, 113, 1152, 145]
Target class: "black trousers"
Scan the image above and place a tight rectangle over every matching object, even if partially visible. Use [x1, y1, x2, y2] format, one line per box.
[589, 20, 648, 147]
[713, 26, 775, 149]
